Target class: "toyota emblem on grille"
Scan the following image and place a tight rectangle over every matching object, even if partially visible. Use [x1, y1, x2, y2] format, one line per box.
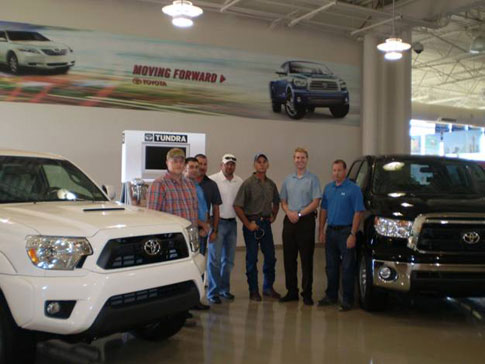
[143, 239, 162, 256]
[462, 232, 480, 245]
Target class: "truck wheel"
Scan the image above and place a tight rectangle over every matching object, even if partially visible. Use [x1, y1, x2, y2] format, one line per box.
[0, 299, 36, 364]
[7, 53, 20, 75]
[358, 254, 387, 311]
[132, 312, 186, 341]
[284, 92, 306, 120]
[329, 104, 349, 118]
[272, 102, 281, 113]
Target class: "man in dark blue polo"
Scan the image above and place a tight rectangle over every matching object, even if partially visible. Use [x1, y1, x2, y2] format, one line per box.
[318, 159, 364, 311]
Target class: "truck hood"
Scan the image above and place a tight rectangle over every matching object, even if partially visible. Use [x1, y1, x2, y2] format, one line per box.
[0, 202, 189, 237]
[370, 194, 485, 220]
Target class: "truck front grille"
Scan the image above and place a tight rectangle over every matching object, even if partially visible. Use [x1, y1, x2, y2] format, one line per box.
[97, 233, 189, 269]
[418, 223, 485, 252]
[42, 49, 67, 56]
[309, 80, 338, 91]
[106, 281, 195, 308]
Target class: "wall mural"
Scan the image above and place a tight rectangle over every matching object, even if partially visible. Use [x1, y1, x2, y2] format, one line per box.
[0, 21, 361, 126]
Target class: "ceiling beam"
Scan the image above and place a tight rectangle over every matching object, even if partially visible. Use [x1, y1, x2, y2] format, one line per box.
[288, 1, 337, 28]
[350, 15, 400, 36]
[220, 0, 242, 13]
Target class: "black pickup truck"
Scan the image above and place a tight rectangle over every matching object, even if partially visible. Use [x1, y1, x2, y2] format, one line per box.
[348, 155, 485, 310]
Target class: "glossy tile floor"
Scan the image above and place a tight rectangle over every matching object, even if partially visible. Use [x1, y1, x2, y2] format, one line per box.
[37, 247, 485, 364]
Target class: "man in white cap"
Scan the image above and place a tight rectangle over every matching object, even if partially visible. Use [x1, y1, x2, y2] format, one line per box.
[207, 154, 243, 304]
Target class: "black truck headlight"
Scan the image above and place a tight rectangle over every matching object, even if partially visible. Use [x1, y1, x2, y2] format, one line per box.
[374, 217, 413, 239]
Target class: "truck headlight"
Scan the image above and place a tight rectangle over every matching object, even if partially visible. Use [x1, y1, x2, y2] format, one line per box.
[374, 217, 413, 239]
[293, 78, 307, 87]
[26, 236, 93, 270]
[185, 225, 199, 252]
[18, 48, 41, 54]
[339, 81, 347, 90]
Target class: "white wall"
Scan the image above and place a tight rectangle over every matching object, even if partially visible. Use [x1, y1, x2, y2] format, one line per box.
[0, 0, 363, 244]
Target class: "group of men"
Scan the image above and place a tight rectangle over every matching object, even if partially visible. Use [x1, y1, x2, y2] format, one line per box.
[146, 147, 364, 312]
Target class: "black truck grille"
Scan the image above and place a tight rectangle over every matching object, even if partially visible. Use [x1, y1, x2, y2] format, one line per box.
[106, 281, 195, 308]
[97, 233, 189, 269]
[418, 223, 485, 252]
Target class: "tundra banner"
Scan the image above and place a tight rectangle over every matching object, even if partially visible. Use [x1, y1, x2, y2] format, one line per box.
[0, 21, 360, 125]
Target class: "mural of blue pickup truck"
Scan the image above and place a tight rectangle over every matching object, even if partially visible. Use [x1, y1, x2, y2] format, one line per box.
[269, 60, 349, 120]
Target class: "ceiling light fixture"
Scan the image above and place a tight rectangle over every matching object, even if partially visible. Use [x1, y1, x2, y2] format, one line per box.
[377, 0, 411, 60]
[162, 0, 203, 28]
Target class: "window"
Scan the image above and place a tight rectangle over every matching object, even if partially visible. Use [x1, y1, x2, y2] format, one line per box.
[347, 160, 362, 182]
[355, 160, 369, 188]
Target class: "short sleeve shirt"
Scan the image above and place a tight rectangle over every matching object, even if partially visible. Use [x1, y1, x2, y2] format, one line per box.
[321, 179, 365, 226]
[209, 171, 243, 219]
[146, 173, 198, 226]
[280, 170, 321, 211]
[199, 175, 222, 210]
[195, 183, 208, 222]
[234, 174, 280, 217]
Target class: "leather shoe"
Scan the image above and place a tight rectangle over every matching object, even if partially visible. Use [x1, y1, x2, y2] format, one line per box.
[303, 297, 314, 306]
[317, 296, 337, 307]
[339, 303, 352, 312]
[263, 288, 281, 299]
[279, 293, 299, 303]
[208, 296, 222, 304]
[249, 291, 262, 302]
[192, 302, 210, 310]
[221, 292, 235, 301]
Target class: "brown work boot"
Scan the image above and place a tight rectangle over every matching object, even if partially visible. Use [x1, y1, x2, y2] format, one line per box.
[249, 291, 262, 302]
[263, 288, 281, 299]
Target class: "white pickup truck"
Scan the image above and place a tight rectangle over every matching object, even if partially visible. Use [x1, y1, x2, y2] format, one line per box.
[0, 150, 205, 363]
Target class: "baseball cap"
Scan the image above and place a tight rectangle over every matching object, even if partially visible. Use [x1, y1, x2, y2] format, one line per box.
[254, 153, 268, 162]
[222, 153, 237, 164]
[166, 148, 185, 160]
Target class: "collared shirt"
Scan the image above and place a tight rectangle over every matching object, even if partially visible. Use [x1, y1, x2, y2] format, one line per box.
[199, 175, 222, 211]
[321, 178, 365, 226]
[209, 171, 243, 219]
[147, 173, 198, 226]
[280, 170, 321, 211]
[195, 183, 208, 222]
[234, 173, 280, 217]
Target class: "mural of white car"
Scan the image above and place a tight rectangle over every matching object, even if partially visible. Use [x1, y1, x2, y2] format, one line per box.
[0, 30, 75, 74]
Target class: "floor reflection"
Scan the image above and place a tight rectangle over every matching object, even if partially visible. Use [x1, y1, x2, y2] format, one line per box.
[36, 247, 485, 364]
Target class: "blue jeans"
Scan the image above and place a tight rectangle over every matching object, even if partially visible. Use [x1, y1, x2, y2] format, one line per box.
[207, 219, 237, 299]
[243, 219, 276, 293]
[325, 227, 356, 305]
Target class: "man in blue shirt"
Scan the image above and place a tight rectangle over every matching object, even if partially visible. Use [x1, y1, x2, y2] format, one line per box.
[318, 159, 364, 311]
[279, 147, 321, 305]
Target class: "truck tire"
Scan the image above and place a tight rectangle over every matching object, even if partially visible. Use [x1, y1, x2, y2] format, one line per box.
[7, 53, 20, 75]
[358, 254, 387, 311]
[132, 312, 187, 341]
[284, 92, 306, 120]
[272, 102, 281, 113]
[0, 298, 36, 364]
[329, 104, 349, 118]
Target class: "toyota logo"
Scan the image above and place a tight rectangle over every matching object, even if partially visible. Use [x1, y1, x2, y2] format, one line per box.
[462, 232, 481, 245]
[143, 239, 162, 256]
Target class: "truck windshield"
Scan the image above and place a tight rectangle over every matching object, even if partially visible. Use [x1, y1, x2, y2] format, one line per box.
[289, 61, 332, 75]
[0, 156, 108, 203]
[373, 159, 485, 196]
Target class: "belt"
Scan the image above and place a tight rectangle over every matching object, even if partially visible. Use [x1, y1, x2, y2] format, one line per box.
[246, 215, 271, 221]
[220, 218, 236, 222]
[328, 225, 352, 231]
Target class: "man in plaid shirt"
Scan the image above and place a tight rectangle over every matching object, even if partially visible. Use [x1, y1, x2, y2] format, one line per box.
[147, 148, 198, 227]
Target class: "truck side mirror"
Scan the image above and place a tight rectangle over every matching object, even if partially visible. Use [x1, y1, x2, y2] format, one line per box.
[102, 185, 116, 200]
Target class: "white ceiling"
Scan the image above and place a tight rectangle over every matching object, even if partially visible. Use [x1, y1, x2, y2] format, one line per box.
[156, 0, 485, 110]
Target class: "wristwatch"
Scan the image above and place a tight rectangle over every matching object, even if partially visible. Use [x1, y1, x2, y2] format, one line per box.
[297, 210, 302, 218]
[349, 231, 355, 236]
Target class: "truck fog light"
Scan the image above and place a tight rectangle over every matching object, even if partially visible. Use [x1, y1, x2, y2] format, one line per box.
[46, 302, 61, 315]
[45, 300, 76, 319]
[378, 266, 395, 281]
[296, 96, 302, 103]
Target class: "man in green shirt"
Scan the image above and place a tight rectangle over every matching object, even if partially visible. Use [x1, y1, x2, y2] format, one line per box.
[234, 154, 281, 301]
